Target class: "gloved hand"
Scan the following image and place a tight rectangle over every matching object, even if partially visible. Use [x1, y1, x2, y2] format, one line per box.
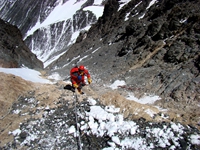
[77, 75, 82, 81]
[73, 83, 79, 88]
[88, 78, 92, 84]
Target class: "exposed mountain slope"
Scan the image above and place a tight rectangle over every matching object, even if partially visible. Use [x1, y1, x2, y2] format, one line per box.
[0, 0, 200, 148]
[0, 71, 200, 149]
[0, 19, 43, 68]
[0, 0, 57, 36]
[47, 0, 200, 111]
[0, 0, 105, 66]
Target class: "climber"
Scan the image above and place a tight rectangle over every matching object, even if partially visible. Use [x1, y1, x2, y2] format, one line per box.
[70, 65, 92, 94]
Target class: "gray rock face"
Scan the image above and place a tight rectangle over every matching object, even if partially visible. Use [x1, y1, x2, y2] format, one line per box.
[0, 0, 58, 35]
[0, 0, 101, 65]
[24, 9, 97, 65]
[1, 0, 199, 109]
[0, 19, 43, 69]
[47, 0, 200, 105]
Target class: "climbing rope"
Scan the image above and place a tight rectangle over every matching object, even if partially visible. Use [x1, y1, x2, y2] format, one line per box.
[80, 104, 102, 149]
[73, 92, 82, 150]
[72, 86, 101, 149]
[0, 95, 22, 120]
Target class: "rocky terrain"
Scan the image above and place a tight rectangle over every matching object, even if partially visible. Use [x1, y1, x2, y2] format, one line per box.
[47, 0, 200, 123]
[0, 19, 43, 69]
[0, 0, 200, 149]
[0, 0, 103, 65]
[0, 0, 68, 36]
[1, 0, 199, 104]
[0, 72, 200, 149]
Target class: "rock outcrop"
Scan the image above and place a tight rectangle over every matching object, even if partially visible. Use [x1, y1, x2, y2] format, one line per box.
[0, 19, 43, 69]
[48, 0, 200, 106]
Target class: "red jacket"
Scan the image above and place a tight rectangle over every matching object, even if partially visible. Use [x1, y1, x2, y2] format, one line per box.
[70, 67, 90, 85]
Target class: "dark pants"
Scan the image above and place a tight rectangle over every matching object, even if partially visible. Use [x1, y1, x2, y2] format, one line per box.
[71, 82, 86, 92]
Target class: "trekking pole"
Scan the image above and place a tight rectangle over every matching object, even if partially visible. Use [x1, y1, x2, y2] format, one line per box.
[73, 92, 82, 150]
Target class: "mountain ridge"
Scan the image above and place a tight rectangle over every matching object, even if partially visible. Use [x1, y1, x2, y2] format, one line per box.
[0, 0, 200, 148]
[0, 0, 106, 66]
[47, 0, 200, 103]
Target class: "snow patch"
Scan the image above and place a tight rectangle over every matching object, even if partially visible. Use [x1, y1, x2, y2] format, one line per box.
[9, 129, 21, 136]
[118, 0, 132, 11]
[105, 105, 120, 113]
[109, 80, 126, 90]
[190, 134, 200, 145]
[145, 109, 156, 118]
[126, 93, 161, 104]
[83, 6, 104, 18]
[0, 68, 52, 84]
[87, 97, 97, 105]
[146, 0, 158, 10]
[48, 72, 62, 80]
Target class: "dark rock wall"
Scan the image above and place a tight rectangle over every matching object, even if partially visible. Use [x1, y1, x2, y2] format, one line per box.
[0, 19, 43, 69]
[0, 0, 58, 36]
[48, 0, 200, 103]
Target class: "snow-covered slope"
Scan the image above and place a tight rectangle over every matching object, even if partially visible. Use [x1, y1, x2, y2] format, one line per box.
[0, 68, 51, 84]
[25, 0, 105, 67]
[0, 0, 105, 67]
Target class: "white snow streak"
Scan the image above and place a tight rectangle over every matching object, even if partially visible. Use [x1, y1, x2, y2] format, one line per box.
[146, 0, 158, 10]
[118, 0, 132, 11]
